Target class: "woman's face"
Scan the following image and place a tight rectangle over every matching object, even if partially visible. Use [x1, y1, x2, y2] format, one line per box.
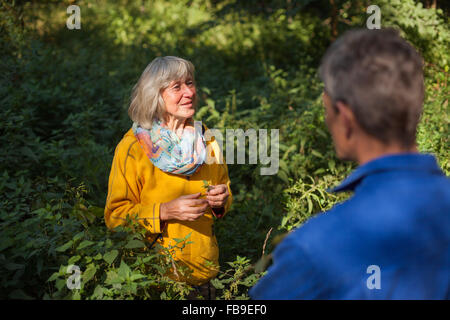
[161, 77, 196, 122]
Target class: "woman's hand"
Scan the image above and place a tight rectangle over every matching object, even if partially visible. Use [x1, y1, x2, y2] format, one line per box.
[160, 193, 208, 222]
[206, 184, 229, 208]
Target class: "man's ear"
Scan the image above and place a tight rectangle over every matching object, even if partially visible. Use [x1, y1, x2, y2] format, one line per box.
[335, 101, 357, 140]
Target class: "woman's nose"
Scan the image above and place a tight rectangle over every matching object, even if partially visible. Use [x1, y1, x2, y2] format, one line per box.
[182, 84, 195, 97]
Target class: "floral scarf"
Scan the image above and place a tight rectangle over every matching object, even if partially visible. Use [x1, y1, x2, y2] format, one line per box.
[132, 120, 206, 176]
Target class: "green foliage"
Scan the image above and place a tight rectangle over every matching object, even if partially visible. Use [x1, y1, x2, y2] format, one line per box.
[44, 210, 196, 300]
[375, 0, 450, 68]
[212, 256, 264, 300]
[282, 176, 350, 231]
[417, 66, 449, 173]
[0, 0, 448, 300]
[0, 179, 257, 299]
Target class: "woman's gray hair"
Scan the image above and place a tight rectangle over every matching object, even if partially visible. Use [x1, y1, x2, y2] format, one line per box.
[319, 28, 424, 147]
[128, 56, 196, 129]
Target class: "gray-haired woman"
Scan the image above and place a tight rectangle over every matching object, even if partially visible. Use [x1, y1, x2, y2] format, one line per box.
[104, 56, 232, 299]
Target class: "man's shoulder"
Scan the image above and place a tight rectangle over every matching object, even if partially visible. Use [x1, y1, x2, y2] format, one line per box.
[281, 206, 346, 252]
[357, 168, 450, 217]
[284, 173, 450, 258]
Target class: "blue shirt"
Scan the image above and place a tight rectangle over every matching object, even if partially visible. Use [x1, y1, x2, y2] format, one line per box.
[250, 153, 450, 299]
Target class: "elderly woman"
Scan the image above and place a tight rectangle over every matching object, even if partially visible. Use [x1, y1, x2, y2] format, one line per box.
[104, 56, 232, 298]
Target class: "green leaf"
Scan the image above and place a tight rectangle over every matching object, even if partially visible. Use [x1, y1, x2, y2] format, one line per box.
[172, 237, 184, 244]
[316, 128, 328, 138]
[47, 272, 60, 282]
[314, 168, 325, 175]
[277, 170, 289, 184]
[68, 255, 81, 264]
[307, 197, 313, 214]
[105, 271, 122, 285]
[311, 150, 323, 158]
[103, 250, 119, 265]
[92, 285, 104, 299]
[328, 159, 336, 172]
[173, 232, 192, 244]
[77, 240, 95, 250]
[124, 239, 145, 249]
[210, 278, 224, 289]
[130, 273, 146, 281]
[83, 264, 97, 283]
[280, 215, 288, 228]
[118, 260, 131, 278]
[55, 240, 73, 252]
[93, 253, 102, 260]
[55, 279, 66, 291]
[72, 290, 81, 300]
[279, 159, 289, 174]
[73, 231, 85, 242]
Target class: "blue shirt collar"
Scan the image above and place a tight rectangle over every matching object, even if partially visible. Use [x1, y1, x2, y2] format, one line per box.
[331, 153, 444, 193]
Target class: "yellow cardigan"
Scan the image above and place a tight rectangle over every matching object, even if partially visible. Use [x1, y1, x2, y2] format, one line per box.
[104, 127, 232, 285]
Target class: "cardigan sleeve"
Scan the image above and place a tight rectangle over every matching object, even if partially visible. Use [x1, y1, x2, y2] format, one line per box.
[104, 137, 164, 234]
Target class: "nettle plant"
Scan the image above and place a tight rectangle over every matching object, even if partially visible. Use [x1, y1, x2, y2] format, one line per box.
[0, 175, 263, 300]
[39, 184, 263, 300]
[281, 175, 351, 231]
[46, 215, 195, 300]
[212, 255, 263, 300]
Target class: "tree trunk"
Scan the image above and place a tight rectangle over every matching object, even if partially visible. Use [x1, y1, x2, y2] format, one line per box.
[330, 0, 338, 41]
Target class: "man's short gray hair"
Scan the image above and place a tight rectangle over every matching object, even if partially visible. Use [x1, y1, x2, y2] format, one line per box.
[128, 56, 195, 130]
[319, 28, 424, 147]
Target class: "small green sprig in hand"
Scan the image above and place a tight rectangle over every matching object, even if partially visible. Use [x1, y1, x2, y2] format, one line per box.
[203, 180, 213, 191]
[202, 180, 213, 198]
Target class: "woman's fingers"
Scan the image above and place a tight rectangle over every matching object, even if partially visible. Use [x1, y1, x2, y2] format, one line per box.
[207, 185, 228, 200]
[206, 194, 227, 202]
[164, 189, 228, 222]
[183, 202, 208, 213]
[207, 185, 227, 195]
[184, 206, 208, 221]
[207, 201, 225, 208]
[187, 198, 208, 206]
[163, 193, 212, 221]
[206, 188, 229, 206]
[207, 198, 228, 208]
